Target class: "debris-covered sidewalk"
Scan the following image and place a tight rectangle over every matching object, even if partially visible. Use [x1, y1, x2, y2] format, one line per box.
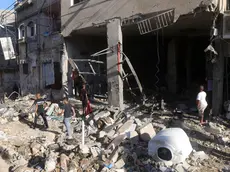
[0, 95, 229, 172]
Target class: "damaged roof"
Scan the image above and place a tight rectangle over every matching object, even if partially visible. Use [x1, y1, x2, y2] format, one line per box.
[0, 10, 15, 25]
[61, 0, 220, 37]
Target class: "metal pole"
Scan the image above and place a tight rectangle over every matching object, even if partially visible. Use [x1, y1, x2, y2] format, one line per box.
[82, 120, 85, 146]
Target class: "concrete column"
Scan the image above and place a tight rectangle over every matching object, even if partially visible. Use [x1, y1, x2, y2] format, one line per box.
[167, 39, 177, 93]
[106, 18, 124, 110]
[62, 43, 69, 98]
[213, 39, 224, 115]
[65, 41, 73, 97]
[19, 64, 24, 96]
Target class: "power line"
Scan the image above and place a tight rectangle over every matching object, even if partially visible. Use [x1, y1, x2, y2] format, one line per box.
[0, 1, 16, 16]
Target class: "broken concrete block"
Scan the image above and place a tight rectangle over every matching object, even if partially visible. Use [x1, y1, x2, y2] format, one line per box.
[107, 129, 116, 138]
[90, 147, 101, 158]
[139, 123, 156, 142]
[0, 118, 8, 124]
[13, 165, 40, 172]
[205, 122, 222, 134]
[60, 154, 69, 172]
[80, 158, 90, 170]
[115, 158, 125, 169]
[100, 117, 114, 126]
[48, 143, 60, 151]
[99, 131, 106, 138]
[191, 151, 209, 161]
[117, 120, 134, 134]
[107, 134, 126, 151]
[115, 170, 126, 172]
[134, 118, 142, 127]
[30, 142, 41, 155]
[109, 148, 119, 163]
[44, 152, 57, 172]
[127, 131, 139, 144]
[94, 111, 111, 121]
[175, 161, 191, 172]
[80, 145, 90, 154]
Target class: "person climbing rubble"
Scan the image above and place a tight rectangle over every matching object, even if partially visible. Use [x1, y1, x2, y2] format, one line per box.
[58, 97, 76, 139]
[196, 85, 208, 125]
[34, 93, 49, 129]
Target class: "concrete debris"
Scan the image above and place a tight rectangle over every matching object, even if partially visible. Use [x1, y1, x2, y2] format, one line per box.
[204, 122, 222, 134]
[117, 119, 134, 135]
[139, 123, 156, 142]
[94, 110, 111, 121]
[44, 152, 57, 172]
[191, 151, 209, 161]
[127, 131, 139, 144]
[60, 153, 69, 172]
[90, 146, 101, 157]
[115, 158, 125, 169]
[0, 93, 228, 171]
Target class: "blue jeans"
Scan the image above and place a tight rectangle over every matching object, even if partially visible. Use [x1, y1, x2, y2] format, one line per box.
[63, 117, 71, 137]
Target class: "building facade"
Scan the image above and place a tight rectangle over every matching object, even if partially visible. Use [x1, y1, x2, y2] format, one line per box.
[15, 0, 63, 95]
[0, 10, 19, 94]
[61, 0, 229, 114]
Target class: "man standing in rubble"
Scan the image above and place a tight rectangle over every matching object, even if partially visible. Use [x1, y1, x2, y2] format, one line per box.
[34, 93, 49, 129]
[59, 97, 75, 139]
[73, 70, 86, 98]
[196, 85, 208, 125]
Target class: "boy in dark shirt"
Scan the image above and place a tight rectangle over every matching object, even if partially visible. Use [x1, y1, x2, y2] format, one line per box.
[59, 97, 75, 139]
[34, 93, 49, 129]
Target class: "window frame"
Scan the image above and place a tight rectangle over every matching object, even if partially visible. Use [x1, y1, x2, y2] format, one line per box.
[27, 21, 36, 38]
[18, 24, 25, 39]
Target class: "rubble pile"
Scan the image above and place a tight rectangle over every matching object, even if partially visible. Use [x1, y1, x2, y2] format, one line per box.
[0, 95, 34, 125]
[0, 95, 229, 172]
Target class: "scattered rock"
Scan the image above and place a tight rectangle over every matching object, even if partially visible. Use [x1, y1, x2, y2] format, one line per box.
[117, 120, 134, 135]
[139, 123, 156, 142]
[191, 151, 209, 161]
[115, 158, 125, 169]
[90, 147, 101, 158]
[205, 122, 222, 134]
[127, 131, 139, 144]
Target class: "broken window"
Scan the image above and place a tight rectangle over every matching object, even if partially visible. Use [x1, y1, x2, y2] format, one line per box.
[27, 21, 36, 37]
[18, 24, 25, 39]
[23, 63, 28, 74]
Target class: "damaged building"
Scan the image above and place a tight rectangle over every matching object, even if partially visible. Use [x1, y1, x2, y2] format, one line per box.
[15, 0, 63, 96]
[61, 0, 230, 115]
[0, 10, 19, 94]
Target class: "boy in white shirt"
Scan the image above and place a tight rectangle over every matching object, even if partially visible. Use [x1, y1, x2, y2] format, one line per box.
[196, 85, 208, 125]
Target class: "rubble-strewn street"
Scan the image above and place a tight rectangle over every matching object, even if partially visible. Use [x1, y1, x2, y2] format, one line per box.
[0, 94, 229, 172]
[1, 0, 230, 171]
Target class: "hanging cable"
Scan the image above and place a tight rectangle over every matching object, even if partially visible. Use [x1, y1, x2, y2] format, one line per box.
[154, 30, 160, 91]
[0, 1, 16, 18]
